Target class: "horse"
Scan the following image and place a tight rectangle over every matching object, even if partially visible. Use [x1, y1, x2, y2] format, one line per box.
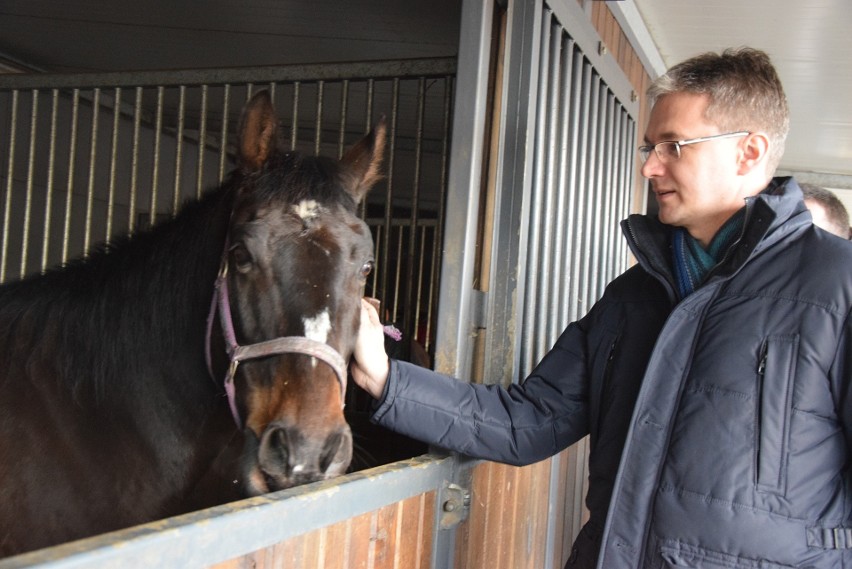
[0, 90, 386, 557]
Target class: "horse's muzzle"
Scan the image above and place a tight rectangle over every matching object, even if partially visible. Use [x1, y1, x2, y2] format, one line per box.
[241, 421, 353, 495]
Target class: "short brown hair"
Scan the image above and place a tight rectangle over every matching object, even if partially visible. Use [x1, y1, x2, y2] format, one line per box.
[647, 47, 789, 173]
[800, 183, 850, 238]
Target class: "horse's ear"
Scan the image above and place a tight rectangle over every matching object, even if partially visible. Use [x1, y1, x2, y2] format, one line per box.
[238, 90, 279, 172]
[340, 117, 387, 204]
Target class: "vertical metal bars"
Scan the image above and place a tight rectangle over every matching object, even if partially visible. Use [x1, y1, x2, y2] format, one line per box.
[0, 60, 454, 370]
[518, 12, 636, 371]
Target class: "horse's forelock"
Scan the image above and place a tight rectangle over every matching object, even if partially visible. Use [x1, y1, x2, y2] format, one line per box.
[246, 152, 358, 214]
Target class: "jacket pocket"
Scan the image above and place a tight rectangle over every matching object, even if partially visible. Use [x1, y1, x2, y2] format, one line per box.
[660, 541, 798, 568]
[755, 335, 798, 495]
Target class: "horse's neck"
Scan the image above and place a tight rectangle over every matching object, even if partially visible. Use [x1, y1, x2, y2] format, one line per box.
[40, 188, 233, 415]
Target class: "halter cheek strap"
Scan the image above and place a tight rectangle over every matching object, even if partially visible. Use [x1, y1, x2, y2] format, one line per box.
[205, 248, 348, 429]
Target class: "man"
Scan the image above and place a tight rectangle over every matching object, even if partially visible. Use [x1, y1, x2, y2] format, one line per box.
[801, 182, 850, 238]
[352, 48, 852, 568]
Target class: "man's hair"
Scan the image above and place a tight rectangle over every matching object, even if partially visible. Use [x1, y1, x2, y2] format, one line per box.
[647, 47, 789, 174]
[800, 183, 850, 237]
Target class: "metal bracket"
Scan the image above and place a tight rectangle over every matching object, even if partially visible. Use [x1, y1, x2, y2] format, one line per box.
[438, 483, 470, 530]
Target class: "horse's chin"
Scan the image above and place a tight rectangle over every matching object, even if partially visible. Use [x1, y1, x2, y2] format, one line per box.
[244, 463, 272, 496]
[242, 463, 342, 495]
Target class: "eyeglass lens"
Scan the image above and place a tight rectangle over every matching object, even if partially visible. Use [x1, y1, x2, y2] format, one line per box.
[639, 141, 679, 162]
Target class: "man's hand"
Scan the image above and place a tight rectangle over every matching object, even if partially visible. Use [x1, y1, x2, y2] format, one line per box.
[351, 297, 390, 399]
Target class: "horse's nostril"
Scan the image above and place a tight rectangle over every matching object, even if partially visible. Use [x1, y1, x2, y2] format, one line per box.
[258, 426, 290, 477]
[319, 432, 344, 472]
[319, 428, 353, 475]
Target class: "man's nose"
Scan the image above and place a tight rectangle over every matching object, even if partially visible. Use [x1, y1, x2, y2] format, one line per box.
[640, 151, 664, 179]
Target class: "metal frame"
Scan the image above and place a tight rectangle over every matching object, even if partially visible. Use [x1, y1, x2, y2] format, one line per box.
[0, 0, 645, 564]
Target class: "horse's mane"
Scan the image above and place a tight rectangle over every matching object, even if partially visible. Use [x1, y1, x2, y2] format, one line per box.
[0, 182, 235, 406]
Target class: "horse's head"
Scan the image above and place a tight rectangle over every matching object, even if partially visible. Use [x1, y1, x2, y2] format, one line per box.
[223, 91, 384, 494]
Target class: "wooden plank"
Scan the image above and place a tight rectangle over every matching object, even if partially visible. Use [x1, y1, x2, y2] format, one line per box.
[371, 502, 399, 569]
[348, 512, 373, 569]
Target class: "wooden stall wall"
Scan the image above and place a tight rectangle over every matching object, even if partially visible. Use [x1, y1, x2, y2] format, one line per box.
[212, 492, 436, 569]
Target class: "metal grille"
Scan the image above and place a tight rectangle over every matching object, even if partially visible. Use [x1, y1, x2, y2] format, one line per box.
[0, 58, 454, 357]
[519, 11, 636, 373]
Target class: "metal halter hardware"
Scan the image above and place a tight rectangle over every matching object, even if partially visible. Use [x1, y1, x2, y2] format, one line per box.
[205, 243, 348, 429]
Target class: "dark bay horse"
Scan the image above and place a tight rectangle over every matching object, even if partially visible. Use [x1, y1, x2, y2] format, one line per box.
[0, 90, 386, 557]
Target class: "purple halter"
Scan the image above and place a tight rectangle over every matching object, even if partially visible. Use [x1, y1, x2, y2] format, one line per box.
[205, 246, 348, 429]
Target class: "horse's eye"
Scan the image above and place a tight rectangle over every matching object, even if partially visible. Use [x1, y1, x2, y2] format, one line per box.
[360, 260, 374, 278]
[230, 244, 253, 273]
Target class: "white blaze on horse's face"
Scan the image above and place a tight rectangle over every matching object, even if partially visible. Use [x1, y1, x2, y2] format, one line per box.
[303, 309, 332, 368]
[293, 200, 320, 222]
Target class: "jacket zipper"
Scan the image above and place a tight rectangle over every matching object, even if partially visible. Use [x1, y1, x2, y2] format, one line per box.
[754, 340, 768, 483]
[595, 334, 621, 437]
[623, 219, 678, 302]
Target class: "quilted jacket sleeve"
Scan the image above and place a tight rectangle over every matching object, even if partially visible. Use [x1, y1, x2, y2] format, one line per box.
[370, 320, 591, 466]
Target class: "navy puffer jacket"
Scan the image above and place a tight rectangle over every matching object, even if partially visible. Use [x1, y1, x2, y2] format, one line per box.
[371, 177, 852, 568]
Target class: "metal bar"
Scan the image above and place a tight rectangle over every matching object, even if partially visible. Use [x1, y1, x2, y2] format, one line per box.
[524, 12, 551, 366]
[556, 39, 578, 329]
[60, 90, 79, 265]
[105, 88, 121, 242]
[290, 81, 300, 151]
[128, 87, 142, 235]
[0, 58, 458, 91]
[19, 89, 38, 278]
[600, 93, 616, 289]
[172, 86, 186, 216]
[1, 89, 19, 283]
[568, 59, 590, 322]
[195, 85, 208, 199]
[415, 223, 427, 344]
[391, 225, 403, 321]
[82, 88, 100, 257]
[424, 76, 453, 353]
[217, 85, 230, 184]
[586, 80, 604, 302]
[402, 77, 426, 339]
[541, 19, 562, 350]
[542, 0, 638, 120]
[378, 79, 399, 302]
[40, 89, 59, 273]
[337, 80, 349, 159]
[579, 74, 600, 314]
[357, 78, 375, 221]
[314, 80, 324, 156]
[489, 0, 546, 383]
[0, 455, 456, 569]
[149, 87, 165, 226]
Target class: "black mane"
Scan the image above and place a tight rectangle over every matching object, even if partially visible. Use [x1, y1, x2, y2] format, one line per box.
[0, 183, 235, 406]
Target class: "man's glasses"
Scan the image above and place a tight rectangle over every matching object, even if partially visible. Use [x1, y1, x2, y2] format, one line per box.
[638, 131, 750, 163]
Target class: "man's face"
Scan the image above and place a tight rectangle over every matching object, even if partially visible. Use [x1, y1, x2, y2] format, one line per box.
[641, 92, 749, 247]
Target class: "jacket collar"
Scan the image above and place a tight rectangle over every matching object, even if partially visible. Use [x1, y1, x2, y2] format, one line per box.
[622, 176, 811, 296]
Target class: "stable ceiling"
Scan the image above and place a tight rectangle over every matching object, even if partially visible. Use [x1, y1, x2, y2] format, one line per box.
[1, 0, 850, 191]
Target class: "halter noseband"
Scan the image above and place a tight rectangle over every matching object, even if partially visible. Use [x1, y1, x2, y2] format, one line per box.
[205, 245, 348, 429]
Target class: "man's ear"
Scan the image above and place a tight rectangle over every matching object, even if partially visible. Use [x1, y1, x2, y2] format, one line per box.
[737, 132, 770, 175]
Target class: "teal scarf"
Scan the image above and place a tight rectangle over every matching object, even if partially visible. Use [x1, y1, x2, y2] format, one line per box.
[672, 208, 746, 298]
